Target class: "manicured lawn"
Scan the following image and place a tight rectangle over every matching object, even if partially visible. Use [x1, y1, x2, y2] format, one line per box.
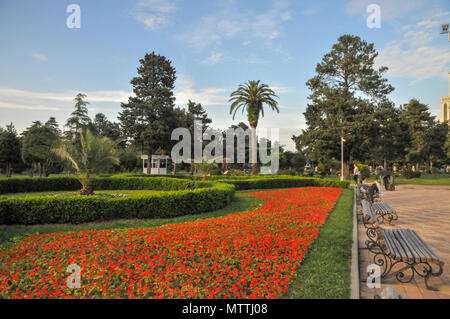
[0, 190, 264, 245]
[395, 174, 450, 186]
[327, 173, 450, 186]
[284, 188, 353, 299]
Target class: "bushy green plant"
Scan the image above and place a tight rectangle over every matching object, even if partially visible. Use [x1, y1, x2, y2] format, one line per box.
[403, 170, 421, 179]
[216, 176, 349, 191]
[52, 129, 120, 195]
[359, 166, 370, 179]
[0, 176, 81, 194]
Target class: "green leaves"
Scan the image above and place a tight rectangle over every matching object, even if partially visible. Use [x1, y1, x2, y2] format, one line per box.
[52, 129, 121, 188]
[229, 80, 279, 125]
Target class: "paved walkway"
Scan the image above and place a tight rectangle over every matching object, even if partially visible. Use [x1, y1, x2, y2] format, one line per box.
[358, 184, 450, 299]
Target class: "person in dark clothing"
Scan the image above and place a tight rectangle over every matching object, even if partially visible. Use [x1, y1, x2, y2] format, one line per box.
[361, 177, 382, 202]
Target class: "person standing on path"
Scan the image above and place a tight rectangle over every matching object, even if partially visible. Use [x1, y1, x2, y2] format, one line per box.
[353, 164, 360, 185]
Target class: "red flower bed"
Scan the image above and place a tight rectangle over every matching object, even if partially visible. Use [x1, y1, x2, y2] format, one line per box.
[0, 187, 342, 299]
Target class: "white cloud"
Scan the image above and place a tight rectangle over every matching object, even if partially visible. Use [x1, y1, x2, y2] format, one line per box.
[346, 0, 429, 20]
[271, 85, 291, 94]
[202, 53, 223, 65]
[174, 76, 228, 106]
[0, 101, 58, 111]
[130, 0, 176, 30]
[178, 0, 293, 50]
[376, 12, 450, 84]
[31, 53, 47, 62]
[0, 87, 131, 104]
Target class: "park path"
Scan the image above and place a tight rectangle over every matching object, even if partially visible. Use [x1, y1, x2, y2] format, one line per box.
[358, 184, 450, 299]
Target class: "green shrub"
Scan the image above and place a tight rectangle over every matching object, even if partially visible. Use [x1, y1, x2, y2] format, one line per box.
[359, 166, 370, 180]
[0, 176, 81, 194]
[403, 170, 421, 179]
[0, 182, 235, 225]
[215, 176, 349, 191]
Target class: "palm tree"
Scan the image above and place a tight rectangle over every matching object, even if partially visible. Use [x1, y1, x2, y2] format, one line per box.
[52, 129, 120, 195]
[229, 80, 279, 175]
[191, 157, 218, 181]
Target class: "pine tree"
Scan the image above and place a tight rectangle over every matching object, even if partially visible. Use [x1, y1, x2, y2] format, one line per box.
[65, 93, 91, 145]
[119, 52, 179, 156]
[0, 123, 21, 177]
[292, 34, 394, 179]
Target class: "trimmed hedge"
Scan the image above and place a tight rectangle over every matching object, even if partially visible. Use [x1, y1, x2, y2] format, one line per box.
[0, 176, 204, 194]
[216, 176, 350, 190]
[0, 182, 235, 225]
[0, 176, 81, 194]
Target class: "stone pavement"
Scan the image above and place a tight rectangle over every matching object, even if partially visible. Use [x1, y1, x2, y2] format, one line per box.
[358, 184, 450, 299]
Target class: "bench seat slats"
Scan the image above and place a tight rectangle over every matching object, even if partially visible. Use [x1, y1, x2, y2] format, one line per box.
[382, 229, 401, 261]
[394, 229, 417, 263]
[362, 200, 378, 225]
[381, 228, 443, 265]
[372, 202, 395, 214]
[410, 231, 443, 265]
[400, 229, 428, 263]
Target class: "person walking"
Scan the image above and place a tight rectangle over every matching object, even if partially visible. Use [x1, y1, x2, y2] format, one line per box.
[353, 164, 360, 185]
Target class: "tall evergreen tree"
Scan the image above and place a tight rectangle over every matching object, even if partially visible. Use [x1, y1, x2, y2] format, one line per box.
[370, 100, 410, 168]
[21, 121, 61, 177]
[45, 117, 61, 136]
[119, 52, 179, 156]
[292, 34, 394, 179]
[400, 98, 434, 153]
[0, 123, 21, 177]
[65, 93, 91, 144]
[92, 113, 122, 144]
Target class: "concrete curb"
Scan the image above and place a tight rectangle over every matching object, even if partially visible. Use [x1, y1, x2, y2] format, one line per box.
[350, 186, 360, 299]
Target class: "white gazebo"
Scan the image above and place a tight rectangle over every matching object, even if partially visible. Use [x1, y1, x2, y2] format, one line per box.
[141, 155, 170, 175]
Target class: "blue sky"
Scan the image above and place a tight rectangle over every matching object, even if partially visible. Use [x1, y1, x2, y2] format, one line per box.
[0, 0, 449, 150]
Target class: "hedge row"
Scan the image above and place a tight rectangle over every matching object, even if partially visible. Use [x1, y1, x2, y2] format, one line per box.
[0, 176, 205, 194]
[216, 176, 350, 190]
[0, 182, 235, 225]
[0, 176, 81, 194]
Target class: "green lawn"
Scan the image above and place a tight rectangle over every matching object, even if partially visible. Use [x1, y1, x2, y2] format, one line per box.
[285, 188, 354, 299]
[394, 174, 450, 186]
[0, 190, 264, 245]
[327, 173, 450, 186]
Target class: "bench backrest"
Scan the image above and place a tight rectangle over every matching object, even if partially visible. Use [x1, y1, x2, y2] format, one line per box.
[361, 199, 379, 227]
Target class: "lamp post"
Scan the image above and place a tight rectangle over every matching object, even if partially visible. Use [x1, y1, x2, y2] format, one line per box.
[440, 24, 449, 41]
[340, 136, 345, 181]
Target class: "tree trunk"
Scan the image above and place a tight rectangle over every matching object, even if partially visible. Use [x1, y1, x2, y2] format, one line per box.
[173, 162, 177, 174]
[79, 185, 94, 195]
[384, 158, 388, 170]
[5, 162, 9, 177]
[343, 161, 350, 180]
[146, 154, 151, 174]
[250, 124, 257, 175]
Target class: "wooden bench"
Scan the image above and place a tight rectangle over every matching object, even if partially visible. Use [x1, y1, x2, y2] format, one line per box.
[358, 186, 397, 224]
[371, 202, 398, 225]
[361, 199, 444, 290]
